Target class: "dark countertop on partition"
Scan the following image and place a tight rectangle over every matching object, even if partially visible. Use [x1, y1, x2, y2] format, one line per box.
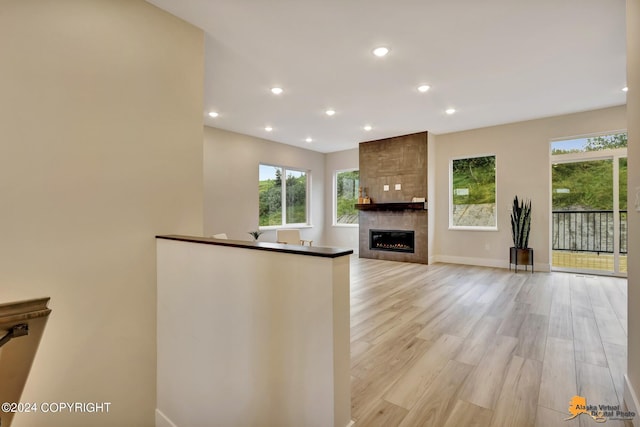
[156, 235, 354, 259]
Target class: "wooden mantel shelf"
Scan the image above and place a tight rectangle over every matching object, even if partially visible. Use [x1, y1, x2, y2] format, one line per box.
[355, 202, 427, 211]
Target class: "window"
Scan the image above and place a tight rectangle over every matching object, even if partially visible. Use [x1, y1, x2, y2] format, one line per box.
[259, 164, 309, 227]
[334, 169, 359, 225]
[450, 155, 496, 229]
[551, 132, 627, 155]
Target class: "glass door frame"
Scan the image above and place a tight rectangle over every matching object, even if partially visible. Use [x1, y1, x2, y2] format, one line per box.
[550, 147, 627, 277]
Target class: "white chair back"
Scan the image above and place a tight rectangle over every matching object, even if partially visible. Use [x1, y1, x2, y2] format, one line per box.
[276, 229, 300, 244]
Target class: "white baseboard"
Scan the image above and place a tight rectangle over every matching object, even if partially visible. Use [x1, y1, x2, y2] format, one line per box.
[156, 408, 353, 427]
[433, 254, 507, 269]
[432, 254, 550, 272]
[156, 408, 178, 427]
[624, 375, 640, 426]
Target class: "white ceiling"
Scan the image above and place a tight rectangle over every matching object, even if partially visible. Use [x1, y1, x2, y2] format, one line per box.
[147, 0, 627, 153]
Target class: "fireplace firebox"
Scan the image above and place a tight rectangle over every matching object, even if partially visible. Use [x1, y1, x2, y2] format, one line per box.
[369, 229, 415, 253]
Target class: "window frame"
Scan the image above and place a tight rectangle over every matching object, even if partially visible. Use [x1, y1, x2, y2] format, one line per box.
[258, 163, 311, 230]
[333, 168, 360, 227]
[449, 153, 498, 231]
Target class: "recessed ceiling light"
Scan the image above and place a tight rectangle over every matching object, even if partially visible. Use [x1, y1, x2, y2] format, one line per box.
[305, 137, 313, 143]
[325, 109, 336, 116]
[208, 111, 219, 118]
[364, 125, 372, 131]
[623, 86, 629, 92]
[445, 108, 456, 115]
[271, 87, 283, 95]
[372, 47, 389, 57]
[418, 85, 430, 93]
[265, 126, 273, 132]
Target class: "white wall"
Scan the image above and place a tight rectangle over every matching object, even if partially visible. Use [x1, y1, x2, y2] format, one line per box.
[204, 126, 326, 244]
[432, 106, 626, 270]
[324, 148, 359, 251]
[0, 1, 204, 426]
[625, 0, 640, 417]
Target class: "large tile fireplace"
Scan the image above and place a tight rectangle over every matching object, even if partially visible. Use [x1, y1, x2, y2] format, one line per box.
[358, 132, 428, 264]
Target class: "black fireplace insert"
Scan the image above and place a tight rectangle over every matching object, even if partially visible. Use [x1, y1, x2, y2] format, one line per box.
[369, 229, 415, 253]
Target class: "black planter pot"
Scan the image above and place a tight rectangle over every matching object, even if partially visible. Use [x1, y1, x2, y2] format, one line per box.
[509, 247, 534, 273]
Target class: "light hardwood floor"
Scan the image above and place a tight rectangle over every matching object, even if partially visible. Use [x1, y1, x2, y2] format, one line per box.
[349, 257, 631, 427]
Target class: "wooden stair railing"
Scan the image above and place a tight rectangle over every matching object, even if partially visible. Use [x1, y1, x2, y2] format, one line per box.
[0, 298, 52, 427]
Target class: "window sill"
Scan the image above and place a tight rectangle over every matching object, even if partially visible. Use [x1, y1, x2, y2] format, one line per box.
[259, 224, 313, 231]
[448, 226, 498, 231]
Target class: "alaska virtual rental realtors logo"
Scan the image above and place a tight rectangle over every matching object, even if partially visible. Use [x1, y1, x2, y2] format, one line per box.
[565, 395, 636, 423]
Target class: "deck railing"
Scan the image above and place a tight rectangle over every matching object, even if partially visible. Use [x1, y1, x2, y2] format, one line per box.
[552, 210, 627, 254]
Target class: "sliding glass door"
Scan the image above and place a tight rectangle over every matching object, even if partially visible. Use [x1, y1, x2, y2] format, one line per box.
[551, 133, 627, 276]
[618, 157, 628, 274]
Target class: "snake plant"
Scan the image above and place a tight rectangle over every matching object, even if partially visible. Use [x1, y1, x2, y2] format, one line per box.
[511, 196, 532, 249]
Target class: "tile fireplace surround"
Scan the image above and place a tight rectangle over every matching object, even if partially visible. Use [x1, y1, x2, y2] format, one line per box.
[358, 131, 428, 264]
[359, 210, 428, 263]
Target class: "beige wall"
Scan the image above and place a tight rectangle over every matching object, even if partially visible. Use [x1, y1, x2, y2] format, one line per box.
[0, 1, 204, 426]
[204, 126, 325, 244]
[324, 148, 359, 251]
[202, 126, 361, 252]
[156, 239, 351, 427]
[432, 106, 626, 270]
[626, 0, 640, 415]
